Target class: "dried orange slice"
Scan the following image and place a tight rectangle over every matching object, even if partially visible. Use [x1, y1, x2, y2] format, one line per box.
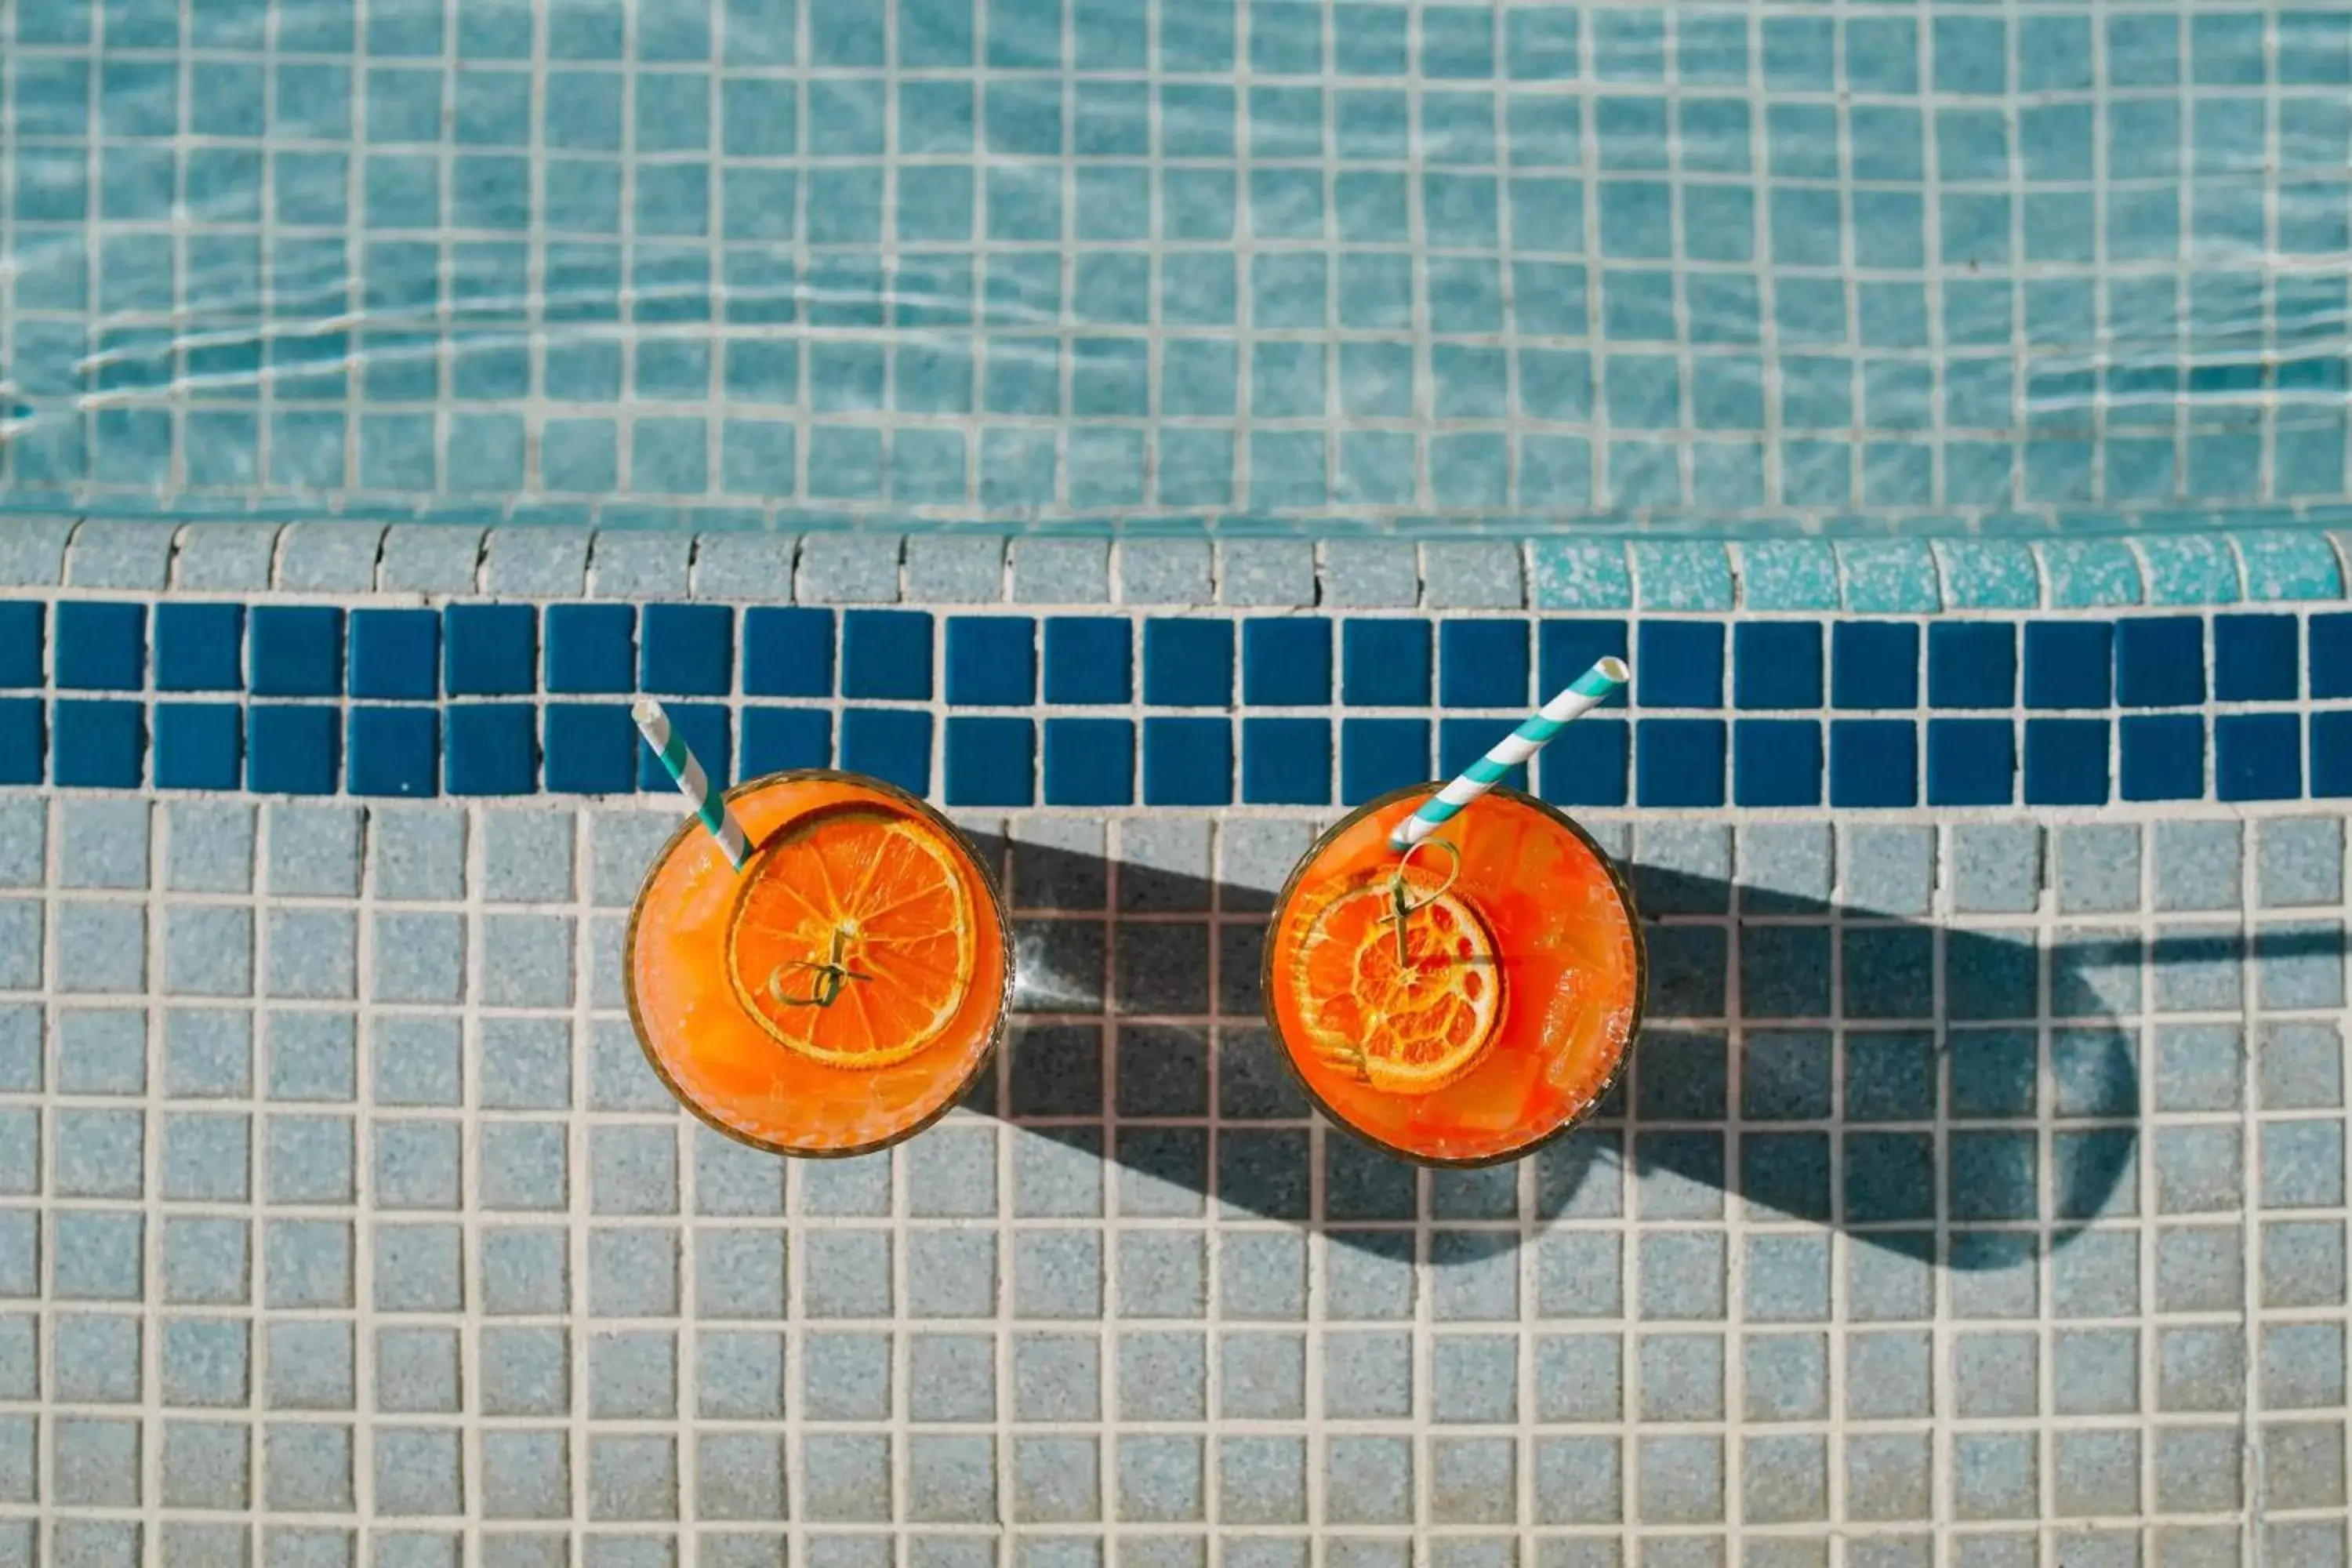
[724, 808, 976, 1069]
[1284, 864, 1503, 1096]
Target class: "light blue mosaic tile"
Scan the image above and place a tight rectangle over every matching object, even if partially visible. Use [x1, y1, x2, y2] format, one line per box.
[903, 535, 1007, 604]
[172, 524, 278, 590]
[799, 535, 903, 604]
[2258, 818, 2345, 908]
[2037, 538, 2144, 608]
[264, 909, 358, 1000]
[2236, 531, 2344, 601]
[60, 799, 151, 890]
[590, 532, 694, 600]
[1323, 540, 1419, 608]
[1013, 539, 1112, 604]
[1735, 541, 1839, 612]
[2140, 534, 2243, 606]
[1632, 542, 1735, 611]
[0, 902, 42, 992]
[0, 801, 44, 891]
[57, 1008, 146, 1095]
[483, 528, 593, 597]
[1423, 542, 1525, 609]
[1218, 541, 1318, 608]
[379, 525, 485, 594]
[1932, 539, 2040, 609]
[2153, 822, 2243, 913]
[58, 902, 147, 993]
[692, 533, 797, 601]
[1837, 541, 1940, 613]
[0, 517, 75, 586]
[276, 524, 386, 593]
[266, 804, 363, 898]
[66, 521, 179, 590]
[1529, 540, 1633, 610]
[1120, 540, 1213, 605]
[165, 802, 257, 894]
[371, 808, 468, 902]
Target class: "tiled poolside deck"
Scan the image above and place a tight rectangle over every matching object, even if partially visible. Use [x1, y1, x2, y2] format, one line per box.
[0, 523, 2346, 1566]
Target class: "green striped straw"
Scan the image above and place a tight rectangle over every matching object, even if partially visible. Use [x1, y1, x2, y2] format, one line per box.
[1389, 656, 1631, 853]
[633, 699, 751, 871]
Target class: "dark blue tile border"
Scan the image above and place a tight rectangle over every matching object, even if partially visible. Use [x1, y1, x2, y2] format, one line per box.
[6, 594, 2352, 808]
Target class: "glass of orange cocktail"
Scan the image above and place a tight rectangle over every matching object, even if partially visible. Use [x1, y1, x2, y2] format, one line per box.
[1263, 783, 1644, 1166]
[625, 769, 1012, 1158]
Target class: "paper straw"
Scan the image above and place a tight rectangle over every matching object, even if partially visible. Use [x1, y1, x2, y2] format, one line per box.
[1390, 656, 1631, 852]
[633, 699, 751, 870]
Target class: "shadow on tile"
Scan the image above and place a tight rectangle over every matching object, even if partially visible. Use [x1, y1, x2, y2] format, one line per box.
[952, 832, 2336, 1272]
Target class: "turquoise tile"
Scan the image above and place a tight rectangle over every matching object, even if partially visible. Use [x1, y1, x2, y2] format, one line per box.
[2038, 537, 2145, 607]
[2234, 531, 2343, 602]
[1932, 539, 2041, 609]
[1631, 541, 1735, 609]
[1736, 539, 1840, 611]
[2140, 532, 2243, 606]
[1836, 539, 1940, 612]
[1530, 539, 1633, 609]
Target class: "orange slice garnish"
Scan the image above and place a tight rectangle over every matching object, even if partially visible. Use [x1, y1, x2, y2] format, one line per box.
[724, 808, 976, 1070]
[1284, 866, 1503, 1096]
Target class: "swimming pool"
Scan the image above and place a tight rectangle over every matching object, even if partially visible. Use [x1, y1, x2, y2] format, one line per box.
[5, 0, 2347, 532]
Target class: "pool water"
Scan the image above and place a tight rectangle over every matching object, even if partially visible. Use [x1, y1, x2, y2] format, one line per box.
[5, 0, 2348, 529]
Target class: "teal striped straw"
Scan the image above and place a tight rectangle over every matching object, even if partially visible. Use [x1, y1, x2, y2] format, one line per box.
[633, 699, 752, 871]
[1389, 656, 1631, 853]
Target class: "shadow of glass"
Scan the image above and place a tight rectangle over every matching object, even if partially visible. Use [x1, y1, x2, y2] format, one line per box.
[949, 827, 2338, 1270]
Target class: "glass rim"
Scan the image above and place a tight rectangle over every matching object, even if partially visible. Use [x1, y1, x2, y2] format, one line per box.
[622, 767, 1015, 1160]
[1260, 782, 1650, 1169]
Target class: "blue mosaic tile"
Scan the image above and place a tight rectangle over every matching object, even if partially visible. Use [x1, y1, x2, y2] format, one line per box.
[1044, 616, 1134, 705]
[1632, 542, 1735, 610]
[442, 603, 536, 695]
[1143, 619, 1234, 707]
[641, 603, 737, 697]
[2023, 622, 2112, 709]
[1926, 719, 2016, 806]
[447, 703, 539, 795]
[2024, 720, 2111, 806]
[55, 601, 149, 692]
[2217, 713, 2302, 800]
[544, 703, 637, 793]
[2310, 612, 2352, 699]
[1733, 720, 1822, 808]
[2038, 539, 2144, 608]
[2118, 616, 2205, 706]
[2237, 530, 2344, 601]
[1636, 622, 1724, 709]
[1933, 540, 2040, 609]
[1731, 623, 1822, 710]
[53, 699, 147, 788]
[1529, 540, 1633, 610]
[1830, 720, 1918, 808]
[2141, 534, 2242, 606]
[347, 609, 441, 706]
[1536, 717, 1629, 808]
[1831, 623, 1918, 710]
[154, 603, 245, 692]
[943, 616, 1033, 706]
[839, 707, 930, 796]
[1439, 620, 1529, 709]
[1636, 720, 1726, 808]
[1735, 541, 1839, 612]
[1537, 621, 1631, 708]
[248, 606, 344, 698]
[1837, 541, 1940, 614]
[1240, 617, 1332, 706]
[544, 603, 637, 693]
[2215, 612, 2299, 700]
[1927, 623, 2015, 710]
[347, 707, 440, 798]
[2120, 714, 2205, 801]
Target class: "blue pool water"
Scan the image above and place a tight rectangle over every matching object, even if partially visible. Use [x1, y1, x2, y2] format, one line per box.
[4, 0, 2349, 528]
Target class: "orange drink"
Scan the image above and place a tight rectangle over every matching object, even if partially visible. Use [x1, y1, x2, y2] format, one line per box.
[1265, 785, 1644, 1166]
[626, 770, 1011, 1157]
